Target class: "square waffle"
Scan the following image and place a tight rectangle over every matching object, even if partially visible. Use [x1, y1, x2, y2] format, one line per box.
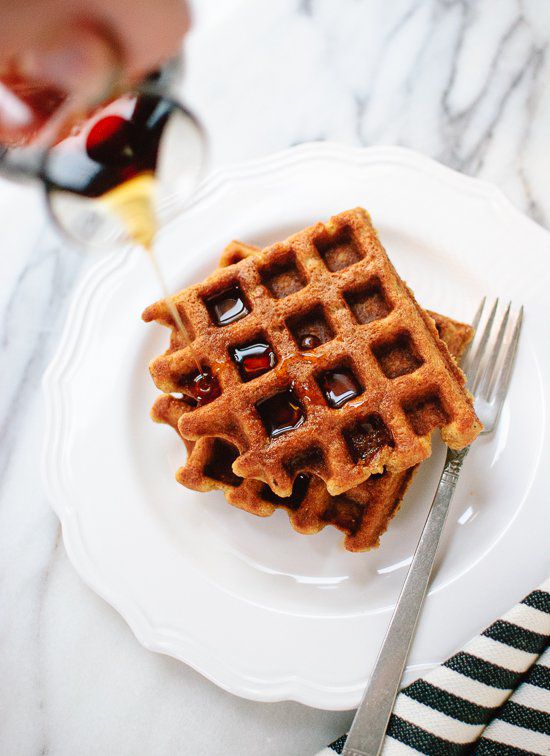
[151, 274, 473, 552]
[143, 208, 481, 497]
[149, 242, 474, 551]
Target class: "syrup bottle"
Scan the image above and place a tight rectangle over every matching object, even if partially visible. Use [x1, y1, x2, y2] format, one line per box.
[0, 65, 208, 387]
[43, 91, 207, 376]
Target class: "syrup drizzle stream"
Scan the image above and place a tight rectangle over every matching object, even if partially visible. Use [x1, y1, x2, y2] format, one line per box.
[98, 158, 203, 375]
[113, 183, 218, 403]
[145, 245, 200, 364]
[145, 246, 204, 396]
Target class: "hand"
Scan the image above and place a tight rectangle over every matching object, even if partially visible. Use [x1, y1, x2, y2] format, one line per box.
[1, 0, 190, 95]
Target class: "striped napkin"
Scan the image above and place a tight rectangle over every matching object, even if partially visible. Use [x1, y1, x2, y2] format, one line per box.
[318, 579, 550, 755]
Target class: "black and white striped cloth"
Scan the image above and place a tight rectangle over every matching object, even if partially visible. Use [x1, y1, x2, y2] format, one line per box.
[318, 579, 550, 755]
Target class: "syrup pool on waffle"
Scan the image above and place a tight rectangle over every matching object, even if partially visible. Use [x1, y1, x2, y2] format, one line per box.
[231, 341, 277, 381]
[299, 333, 321, 350]
[190, 369, 222, 408]
[204, 285, 251, 326]
[256, 389, 306, 439]
[318, 369, 363, 409]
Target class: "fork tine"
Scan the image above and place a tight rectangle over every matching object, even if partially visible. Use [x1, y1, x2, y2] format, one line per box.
[468, 299, 499, 389]
[480, 302, 511, 400]
[461, 298, 487, 374]
[489, 307, 523, 420]
[471, 297, 486, 332]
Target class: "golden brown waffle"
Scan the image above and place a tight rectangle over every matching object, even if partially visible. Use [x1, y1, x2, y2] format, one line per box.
[152, 315, 472, 552]
[143, 208, 481, 497]
[150, 242, 474, 552]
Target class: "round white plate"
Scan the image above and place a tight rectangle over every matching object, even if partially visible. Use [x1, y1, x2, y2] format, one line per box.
[42, 144, 550, 710]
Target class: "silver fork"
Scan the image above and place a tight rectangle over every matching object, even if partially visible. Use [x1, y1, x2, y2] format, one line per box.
[343, 298, 523, 756]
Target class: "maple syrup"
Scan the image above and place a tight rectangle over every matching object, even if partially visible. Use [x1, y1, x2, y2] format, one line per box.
[192, 368, 221, 406]
[256, 389, 305, 439]
[177, 367, 221, 408]
[205, 284, 250, 327]
[288, 306, 334, 351]
[299, 333, 321, 351]
[344, 414, 394, 463]
[231, 341, 277, 381]
[318, 368, 362, 409]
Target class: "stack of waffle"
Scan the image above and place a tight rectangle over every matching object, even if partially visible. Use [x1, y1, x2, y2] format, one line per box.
[143, 208, 481, 551]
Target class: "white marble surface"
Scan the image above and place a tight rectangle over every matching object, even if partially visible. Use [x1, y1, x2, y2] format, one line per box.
[2, 1, 550, 754]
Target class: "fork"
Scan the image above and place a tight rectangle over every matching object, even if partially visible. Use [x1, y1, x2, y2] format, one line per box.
[342, 298, 523, 756]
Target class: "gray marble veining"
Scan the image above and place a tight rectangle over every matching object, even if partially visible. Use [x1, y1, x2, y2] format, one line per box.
[2, 1, 549, 754]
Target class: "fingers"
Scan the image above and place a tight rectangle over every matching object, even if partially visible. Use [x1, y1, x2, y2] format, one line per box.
[1, 0, 190, 92]
[87, 0, 190, 82]
[18, 23, 121, 104]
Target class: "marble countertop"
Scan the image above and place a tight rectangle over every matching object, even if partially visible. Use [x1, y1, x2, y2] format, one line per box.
[2, 1, 549, 754]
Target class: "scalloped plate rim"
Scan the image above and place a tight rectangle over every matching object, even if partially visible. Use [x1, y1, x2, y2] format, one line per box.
[42, 142, 550, 709]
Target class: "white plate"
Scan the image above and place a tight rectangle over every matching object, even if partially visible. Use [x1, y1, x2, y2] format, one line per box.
[42, 144, 550, 710]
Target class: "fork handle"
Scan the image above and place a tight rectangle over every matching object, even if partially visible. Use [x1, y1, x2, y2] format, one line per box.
[343, 446, 469, 756]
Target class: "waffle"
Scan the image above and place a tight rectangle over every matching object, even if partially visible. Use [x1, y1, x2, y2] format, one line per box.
[152, 303, 473, 551]
[143, 208, 481, 497]
[149, 242, 474, 552]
